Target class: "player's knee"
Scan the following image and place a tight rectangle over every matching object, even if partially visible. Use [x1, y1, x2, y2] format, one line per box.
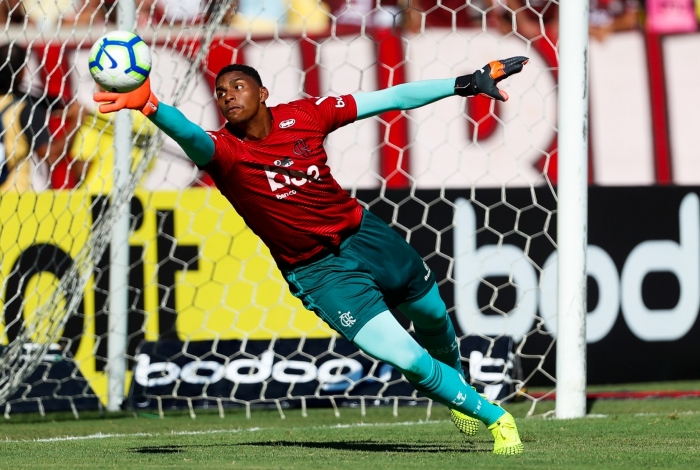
[420, 301, 447, 323]
[399, 284, 447, 324]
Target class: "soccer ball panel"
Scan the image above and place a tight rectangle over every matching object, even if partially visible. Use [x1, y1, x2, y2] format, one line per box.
[88, 31, 152, 93]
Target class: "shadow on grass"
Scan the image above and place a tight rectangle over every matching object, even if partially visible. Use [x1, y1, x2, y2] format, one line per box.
[586, 398, 597, 414]
[129, 445, 186, 454]
[129, 440, 491, 454]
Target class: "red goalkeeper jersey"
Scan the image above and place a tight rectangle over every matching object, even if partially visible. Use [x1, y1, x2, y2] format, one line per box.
[204, 94, 364, 266]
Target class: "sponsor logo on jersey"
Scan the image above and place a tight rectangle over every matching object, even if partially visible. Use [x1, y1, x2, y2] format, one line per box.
[314, 96, 345, 108]
[276, 189, 297, 200]
[264, 165, 322, 194]
[293, 139, 311, 157]
[339, 311, 356, 328]
[423, 261, 431, 281]
[274, 157, 294, 167]
[279, 118, 296, 128]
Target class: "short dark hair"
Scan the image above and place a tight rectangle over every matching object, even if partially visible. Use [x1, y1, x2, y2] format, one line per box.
[215, 64, 263, 87]
[0, 43, 27, 95]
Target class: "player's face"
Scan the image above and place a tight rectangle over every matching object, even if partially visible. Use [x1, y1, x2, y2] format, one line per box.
[215, 72, 269, 125]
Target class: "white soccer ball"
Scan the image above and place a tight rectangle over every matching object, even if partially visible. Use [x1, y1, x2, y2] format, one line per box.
[88, 31, 152, 93]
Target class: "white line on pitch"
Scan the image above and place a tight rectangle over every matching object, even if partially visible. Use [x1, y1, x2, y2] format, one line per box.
[633, 410, 700, 417]
[2, 419, 449, 444]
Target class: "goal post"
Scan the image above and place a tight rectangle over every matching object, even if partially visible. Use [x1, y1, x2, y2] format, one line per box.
[0, 1, 588, 419]
[106, 0, 136, 414]
[556, 0, 590, 420]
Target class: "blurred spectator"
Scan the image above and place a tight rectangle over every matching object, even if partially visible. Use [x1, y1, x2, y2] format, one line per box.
[69, 110, 156, 193]
[327, 0, 421, 32]
[203, 0, 237, 24]
[416, 0, 488, 30]
[286, 0, 331, 33]
[231, 0, 288, 32]
[229, 0, 329, 33]
[64, 0, 199, 26]
[0, 0, 31, 24]
[492, 0, 559, 40]
[14, 0, 72, 26]
[589, 0, 641, 41]
[64, 0, 116, 25]
[0, 43, 81, 193]
[138, 0, 204, 24]
[646, 0, 697, 34]
[493, 1, 640, 43]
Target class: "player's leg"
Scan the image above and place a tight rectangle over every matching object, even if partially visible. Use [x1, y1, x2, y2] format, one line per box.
[346, 211, 461, 373]
[353, 310, 523, 454]
[398, 283, 462, 374]
[350, 212, 483, 436]
[397, 283, 485, 436]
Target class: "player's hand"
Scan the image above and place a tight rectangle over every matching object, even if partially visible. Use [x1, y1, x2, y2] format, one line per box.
[454, 56, 529, 101]
[93, 77, 159, 116]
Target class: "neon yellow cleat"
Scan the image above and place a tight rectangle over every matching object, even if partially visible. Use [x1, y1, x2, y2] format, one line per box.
[450, 409, 480, 436]
[488, 412, 524, 455]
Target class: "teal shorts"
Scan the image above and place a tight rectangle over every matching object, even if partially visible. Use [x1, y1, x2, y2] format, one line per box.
[280, 210, 436, 340]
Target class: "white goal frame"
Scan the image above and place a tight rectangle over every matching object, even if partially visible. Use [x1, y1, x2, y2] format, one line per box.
[556, 0, 589, 420]
[0, 0, 589, 420]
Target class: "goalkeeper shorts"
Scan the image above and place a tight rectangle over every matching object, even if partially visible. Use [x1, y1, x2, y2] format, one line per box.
[280, 209, 436, 340]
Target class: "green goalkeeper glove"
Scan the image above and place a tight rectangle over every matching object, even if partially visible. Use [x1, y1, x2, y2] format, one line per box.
[454, 56, 529, 102]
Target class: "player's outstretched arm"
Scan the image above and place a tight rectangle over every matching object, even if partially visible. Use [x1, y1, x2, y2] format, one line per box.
[353, 56, 528, 120]
[93, 78, 214, 166]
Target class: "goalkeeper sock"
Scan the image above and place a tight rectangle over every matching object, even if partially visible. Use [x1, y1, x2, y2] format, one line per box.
[412, 356, 505, 426]
[414, 315, 463, 376]
[399, 284, 463, 375]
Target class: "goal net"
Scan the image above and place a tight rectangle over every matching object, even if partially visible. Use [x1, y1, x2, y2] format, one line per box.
[0, 0, 558, 419]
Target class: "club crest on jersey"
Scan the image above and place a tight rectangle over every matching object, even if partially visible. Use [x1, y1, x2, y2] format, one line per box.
[279, 118, 296, 129]
[274, 157, 294, 167]
[293, 139, 311, 157]
[338, 311, 356, 328]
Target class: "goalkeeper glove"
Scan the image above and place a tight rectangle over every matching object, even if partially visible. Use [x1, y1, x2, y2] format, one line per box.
[93, 77, 159, 116]
[454, 56, 529, 101]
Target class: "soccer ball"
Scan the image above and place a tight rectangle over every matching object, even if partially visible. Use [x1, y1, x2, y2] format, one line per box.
[88, 31, 151, 93]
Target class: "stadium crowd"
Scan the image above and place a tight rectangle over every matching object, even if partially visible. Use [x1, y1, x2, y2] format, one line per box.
[0, 1, 678, 38]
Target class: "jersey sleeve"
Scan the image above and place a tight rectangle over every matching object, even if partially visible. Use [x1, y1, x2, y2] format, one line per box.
[202, 129, 236, 173]
[297, 94, 357, 135]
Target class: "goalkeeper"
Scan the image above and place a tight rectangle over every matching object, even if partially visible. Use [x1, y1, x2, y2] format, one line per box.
[94, 57, 528, 455]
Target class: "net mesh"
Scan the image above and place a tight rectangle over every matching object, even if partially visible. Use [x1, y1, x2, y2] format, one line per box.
[0, 0, 559, 418]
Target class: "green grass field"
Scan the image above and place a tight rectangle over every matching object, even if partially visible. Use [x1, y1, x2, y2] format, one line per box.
[2, 383, 700, 469]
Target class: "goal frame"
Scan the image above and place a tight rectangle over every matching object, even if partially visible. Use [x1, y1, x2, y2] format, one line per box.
[556, 0, 589, 419]
[0, 0, 588, 419]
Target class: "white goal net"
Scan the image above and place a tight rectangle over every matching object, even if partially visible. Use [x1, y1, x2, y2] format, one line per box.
[0, 0, 559, 419]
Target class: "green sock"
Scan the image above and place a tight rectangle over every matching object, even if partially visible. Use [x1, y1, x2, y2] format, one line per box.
[413, 356, 505, 426]
[414, 314, 463, 376]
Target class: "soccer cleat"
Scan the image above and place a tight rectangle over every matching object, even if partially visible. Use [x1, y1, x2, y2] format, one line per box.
[488, 412, 523, 455]
[450, 409, 480, 436]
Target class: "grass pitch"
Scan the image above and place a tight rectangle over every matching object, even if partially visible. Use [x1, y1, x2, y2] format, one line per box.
[2, 386, 700, 469]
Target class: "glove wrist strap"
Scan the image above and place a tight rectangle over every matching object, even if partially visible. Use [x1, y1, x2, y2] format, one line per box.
[454, 74, 478, 97]
[141, 92, 159, 117]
